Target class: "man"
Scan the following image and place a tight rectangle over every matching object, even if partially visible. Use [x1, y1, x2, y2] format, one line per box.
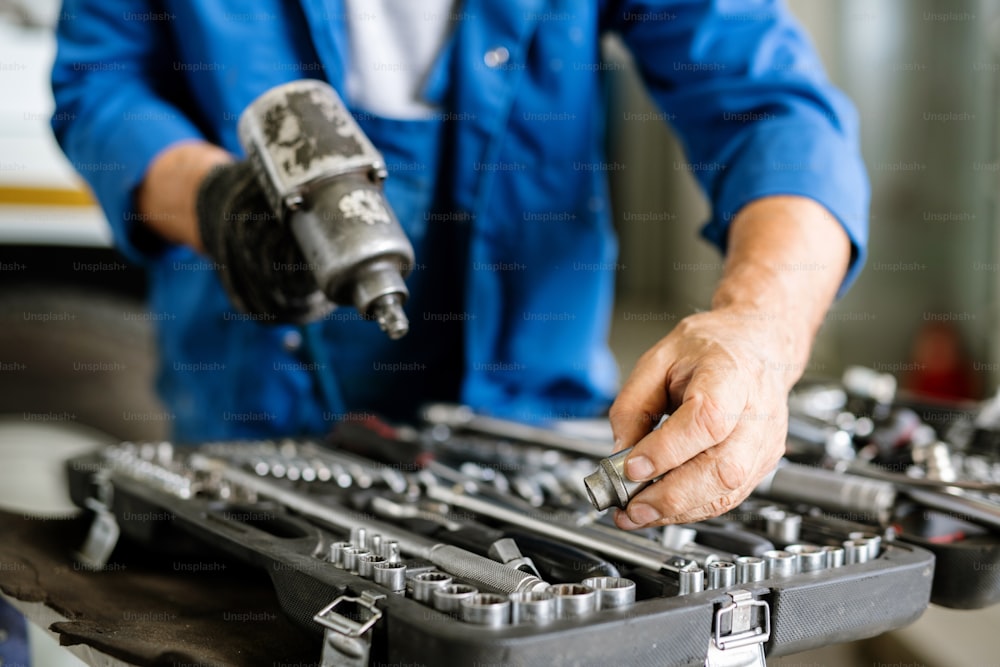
[52, 0, 867, 532]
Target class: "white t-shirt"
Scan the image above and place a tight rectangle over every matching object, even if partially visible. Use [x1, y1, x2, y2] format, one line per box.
[343, 0, 458, 119]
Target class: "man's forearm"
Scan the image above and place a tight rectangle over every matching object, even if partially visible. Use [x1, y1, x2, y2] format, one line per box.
[712, 195, 852, 384]
[135, 141, 233, 252]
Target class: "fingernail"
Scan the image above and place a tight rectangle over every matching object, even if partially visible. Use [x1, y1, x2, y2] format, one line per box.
[625, 455, 654, 481]
[614, 510, 640, 530]
[627, 503, 661, 526]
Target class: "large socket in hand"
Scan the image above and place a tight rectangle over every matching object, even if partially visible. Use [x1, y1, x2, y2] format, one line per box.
[584, 447, 654, 511]
[237, 80, 415, 339]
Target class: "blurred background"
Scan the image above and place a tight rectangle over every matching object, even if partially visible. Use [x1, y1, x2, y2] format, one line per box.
[1, 0, 999, 665]
[3, 0, 999, 438]
[609, 0, 1000, 403]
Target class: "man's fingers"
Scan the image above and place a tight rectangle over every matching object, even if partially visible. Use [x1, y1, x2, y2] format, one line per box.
[608, 346, 675, 454]
[622, 370, 749, 482]
[615, 442, 756, 528]
[614, 426, 783, 529]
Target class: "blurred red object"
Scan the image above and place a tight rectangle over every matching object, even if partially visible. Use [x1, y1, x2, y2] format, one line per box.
[906, 320, 981, 401]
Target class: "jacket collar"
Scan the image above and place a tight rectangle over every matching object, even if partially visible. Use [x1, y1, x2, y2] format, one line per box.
[295, 0, 549, 96]
[296, 0, 549, 213]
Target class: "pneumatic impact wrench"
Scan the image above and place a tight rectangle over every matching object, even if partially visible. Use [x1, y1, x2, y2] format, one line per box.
[237, 80, 415, 339]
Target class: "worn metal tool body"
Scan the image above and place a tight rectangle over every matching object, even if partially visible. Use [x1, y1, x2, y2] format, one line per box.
[238, 80, 415, 338]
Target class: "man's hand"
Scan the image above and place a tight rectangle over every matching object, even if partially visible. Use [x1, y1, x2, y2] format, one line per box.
[609, 308, 793, 527]
[136, 141, 329, 323]
[136, 141, 232, 252]
[608, 195, 852, 529]
[195, 160, 331, 322]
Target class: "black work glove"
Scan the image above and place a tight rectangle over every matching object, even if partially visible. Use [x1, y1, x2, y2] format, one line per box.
[195, 161, 332, 323]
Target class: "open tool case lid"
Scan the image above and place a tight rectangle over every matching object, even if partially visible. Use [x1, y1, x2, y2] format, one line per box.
[67, 438, 933, 667]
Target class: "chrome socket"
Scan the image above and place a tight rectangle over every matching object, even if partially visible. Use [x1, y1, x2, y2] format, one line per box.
[433, 584, 479, 614]
[677, 565, 704, 595]
[283, 459, 302, 481]
[373, 561, 407, 592]
[550, 583, 598, 619]
[764, 549, 800, 578]
[329, 463, 352, 488]
[706, 561, 736, 589]
[294, 458, 315, 482]
[764, 511, 802, 544]
[583, 448, 654, 511]
[581, 576, 636, 610]
[412, 571, 454, 603]
[509, 590, 556, 624]
[311, 460, 332, 482]
[786, 544, 827, 572]
[357, 553, 385, 579]
[252, 458, 270, 476]
[822, 546, 845, 568]
[350, 527, 368, 550]
[268, 458, 287, 478]
[736, 556, 766, 584]
[460, 593, 511, 627]
[843, 539, 871, 564]
[341, 547, 369, 574]
[848, 532, 882, 560]
[328, 541, 353, 567]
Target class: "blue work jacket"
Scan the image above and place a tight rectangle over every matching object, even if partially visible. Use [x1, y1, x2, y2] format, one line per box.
[51, 0, 869, 443]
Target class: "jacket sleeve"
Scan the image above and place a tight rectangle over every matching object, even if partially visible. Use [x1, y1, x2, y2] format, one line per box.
[605, 0, 870, 293]
[51, 1, 205, 262]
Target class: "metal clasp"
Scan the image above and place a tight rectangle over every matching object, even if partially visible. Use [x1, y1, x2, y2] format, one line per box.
[75, 470, 120, 571]
[706, 589, 770, 667]
[314, 591, 385, 667]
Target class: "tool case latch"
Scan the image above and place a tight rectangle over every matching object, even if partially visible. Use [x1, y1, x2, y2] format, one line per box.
[314, 591, 386, 667]
[706, 589, 770, 667]
[75, 469, 121, 571]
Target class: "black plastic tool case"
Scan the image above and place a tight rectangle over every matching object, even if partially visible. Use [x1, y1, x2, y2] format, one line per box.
[894, 526, 1000, 609]
[67, 444, 934, 667]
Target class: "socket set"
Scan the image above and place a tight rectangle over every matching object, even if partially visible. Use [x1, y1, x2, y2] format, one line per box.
[66, 410, 936, 667]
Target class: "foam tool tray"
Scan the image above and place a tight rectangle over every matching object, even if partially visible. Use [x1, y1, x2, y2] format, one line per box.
[66, 442, 934, 667]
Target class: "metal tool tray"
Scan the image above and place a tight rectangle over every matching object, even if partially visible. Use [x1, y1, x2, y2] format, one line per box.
[67, 446, 934, 667]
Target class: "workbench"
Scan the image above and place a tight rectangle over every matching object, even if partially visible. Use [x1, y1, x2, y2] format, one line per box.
[0, 510, 320, 666]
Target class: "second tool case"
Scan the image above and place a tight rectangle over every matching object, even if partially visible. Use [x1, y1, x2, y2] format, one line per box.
[785, 368, 1000, 610]
[66, 412, 935, 667]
